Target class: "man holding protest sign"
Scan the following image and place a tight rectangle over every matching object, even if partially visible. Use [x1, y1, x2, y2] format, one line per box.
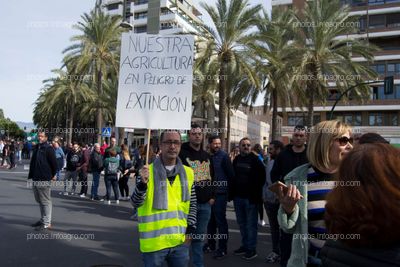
[131, 130, 197, 267]
[116, 33, 196, 266]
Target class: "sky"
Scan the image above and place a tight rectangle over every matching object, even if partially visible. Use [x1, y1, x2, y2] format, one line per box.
[0, 0, 271, 123]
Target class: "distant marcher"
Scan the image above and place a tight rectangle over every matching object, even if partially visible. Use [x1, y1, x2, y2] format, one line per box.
[204, 135, 235, 260]
[103, 149, 120, 205]
[52, 138, 65, 181]
[119, 144, 133, 200]
[78, 144, 90, 198]
[28, 131, 57, 231]
[89, 143, 103, 200]
[100, 140, 108, 156]
[263, 140, 284, 263]
[232, 137, 266, 260]
[9, 140, 16, 169]
[63, 142, 82, 195]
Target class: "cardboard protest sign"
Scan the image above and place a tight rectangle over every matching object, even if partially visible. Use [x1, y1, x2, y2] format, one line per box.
[116, 33, 194, 130]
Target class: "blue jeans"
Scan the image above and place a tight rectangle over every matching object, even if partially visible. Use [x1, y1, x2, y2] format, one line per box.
[142, 243, 189, 267]
[105, 175, 119, 201]
[191, 202, 211, 267]
[207, 193, 229, 251]
[233, 197, 258, 252]
[91, 172, 100, 198]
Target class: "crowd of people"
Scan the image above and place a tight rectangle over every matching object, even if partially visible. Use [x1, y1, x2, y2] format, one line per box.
[0, 139, 31, 169]
[23, 120, 400, 267]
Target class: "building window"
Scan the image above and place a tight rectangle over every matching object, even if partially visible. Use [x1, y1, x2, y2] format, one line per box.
[369, 15, 385, 29]
[387, 63, 396, 76]
[135, 12, 147, 19]
[334, 113, 362, 126]
[369, 113, 384, 126]
[287, 114, 320, 126]
[288, 115, 304, 126]
[368, 0, 385, 5]
[134, 0, 148, 4]
[134, 26, 147, 33]
[107, 3, 120, 10]
[387, 13, 400, 28]
[369, 112, 398, 126]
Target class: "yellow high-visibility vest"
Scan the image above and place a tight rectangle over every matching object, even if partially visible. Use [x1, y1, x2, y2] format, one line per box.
[137, 163, 194, 253]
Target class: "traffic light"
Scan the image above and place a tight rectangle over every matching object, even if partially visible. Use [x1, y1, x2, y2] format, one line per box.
[384, 76, 394, 95]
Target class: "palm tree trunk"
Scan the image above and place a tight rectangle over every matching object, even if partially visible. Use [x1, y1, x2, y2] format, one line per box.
[227, 107, 231, 152]
[307, 84, 315, 128]
[271, 89, 278, 141]
[96, 70, 103, 144]
[118, 127, 125, 146]
[218, 62, 227, 150]
[67, 103, 74, 144]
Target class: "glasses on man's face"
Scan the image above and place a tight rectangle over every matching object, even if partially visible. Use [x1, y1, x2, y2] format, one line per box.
[336, 136, 353, 146]
[162, 140, 181, 147]
[241, 143, 251, 148]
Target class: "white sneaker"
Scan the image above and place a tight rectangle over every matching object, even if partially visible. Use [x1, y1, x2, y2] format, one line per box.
[258, 220, 266, 227]
[116, 200, 120, 204]
[63, 192, 69, 196]
[106, 200, 111, 205]
[79, 194, 86, 198]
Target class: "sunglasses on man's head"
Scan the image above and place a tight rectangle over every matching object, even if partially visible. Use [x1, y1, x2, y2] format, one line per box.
[241, 143, 251, 147]
[336, 136, 353, 146]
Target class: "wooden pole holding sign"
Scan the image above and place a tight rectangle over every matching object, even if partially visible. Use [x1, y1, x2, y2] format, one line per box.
[146, 128, 151, 166]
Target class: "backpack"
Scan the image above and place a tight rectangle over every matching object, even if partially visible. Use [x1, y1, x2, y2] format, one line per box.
[107, 160, 119, 175]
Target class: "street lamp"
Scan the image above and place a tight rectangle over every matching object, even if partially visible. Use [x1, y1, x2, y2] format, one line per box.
[329, 76, 394, 120]
[120, 0, 133, 30]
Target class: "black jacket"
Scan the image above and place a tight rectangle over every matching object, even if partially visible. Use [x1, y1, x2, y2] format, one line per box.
[66, 149, 82, 171]
[28, 142, 57, 181]
[179, 142, 215, 204]
[271, 144, 308, 183]
[232, 153, 266, 204]
[321, 239, 400, 267]
[89, 150, 103, 172]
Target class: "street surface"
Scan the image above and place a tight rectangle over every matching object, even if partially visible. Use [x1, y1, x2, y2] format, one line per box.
[0, 160, 278, 267]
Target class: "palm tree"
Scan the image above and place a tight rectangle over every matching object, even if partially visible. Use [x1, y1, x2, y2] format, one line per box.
[250, 8, 302, 140]
[192, 59, 219, 131]
[198, 0, 262, 149]
[34, 68, 96, 144]
[63, 4, 123, 143]
[290, 0, 378, 127]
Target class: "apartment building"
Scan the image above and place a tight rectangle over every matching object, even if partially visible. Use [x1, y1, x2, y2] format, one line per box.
[272, 0, 400, 146]
[101, 0, 203, 34]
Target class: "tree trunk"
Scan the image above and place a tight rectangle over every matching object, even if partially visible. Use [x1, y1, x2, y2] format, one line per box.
[67, 103, 74, 145]
[306, 85, 315, 128]
[218, 62, 227, 150]
[96, 70, 103, 144]
[226, 96, 232, 151]
[118, 127, 125, 145]
[271, 89, 278, 141]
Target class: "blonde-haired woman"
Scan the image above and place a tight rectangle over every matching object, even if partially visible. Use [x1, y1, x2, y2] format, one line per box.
[277, 120, 353, 267]
[119, 144, 133, 200]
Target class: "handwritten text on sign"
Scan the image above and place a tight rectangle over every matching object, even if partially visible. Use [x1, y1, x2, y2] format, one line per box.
[116, 34, 194, 129]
